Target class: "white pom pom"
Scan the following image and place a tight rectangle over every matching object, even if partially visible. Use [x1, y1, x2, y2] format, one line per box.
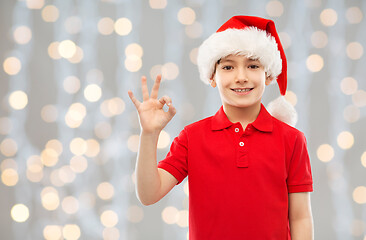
[267, 96, 298, 127]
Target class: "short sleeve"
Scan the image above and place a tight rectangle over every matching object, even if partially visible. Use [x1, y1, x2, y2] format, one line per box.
[287, 131, 313, 193]
[157, 128, 188, 185]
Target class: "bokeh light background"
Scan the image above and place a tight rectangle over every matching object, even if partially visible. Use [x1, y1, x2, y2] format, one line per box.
[0, 0, 365, 239]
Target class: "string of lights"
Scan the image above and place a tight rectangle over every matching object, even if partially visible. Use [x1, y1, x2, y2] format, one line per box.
[0, 0, 365, 239]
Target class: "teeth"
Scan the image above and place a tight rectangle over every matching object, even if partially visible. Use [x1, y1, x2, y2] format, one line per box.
[233, 89, 251, 92]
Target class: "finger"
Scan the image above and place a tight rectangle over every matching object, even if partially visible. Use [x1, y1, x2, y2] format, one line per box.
[141, 76, 149, 101]
[158, 95, 172, 107]
[128, 90, 141, 108]
[150, 74, 161, 99]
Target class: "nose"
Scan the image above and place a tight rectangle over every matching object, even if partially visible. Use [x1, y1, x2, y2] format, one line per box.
[236, 67, 248, 83]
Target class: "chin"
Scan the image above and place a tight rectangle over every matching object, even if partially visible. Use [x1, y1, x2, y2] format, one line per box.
[229, 101, 261, 109]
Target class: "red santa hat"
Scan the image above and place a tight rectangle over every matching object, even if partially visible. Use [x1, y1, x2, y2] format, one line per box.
[197, 15, 298, 126]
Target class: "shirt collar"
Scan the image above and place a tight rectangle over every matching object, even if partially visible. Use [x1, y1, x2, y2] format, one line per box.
[211, 104, 273, 132]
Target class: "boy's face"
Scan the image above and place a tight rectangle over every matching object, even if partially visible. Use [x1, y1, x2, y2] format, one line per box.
[212, 54, 272, 110]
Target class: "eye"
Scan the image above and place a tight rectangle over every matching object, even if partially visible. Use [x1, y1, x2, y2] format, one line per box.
[222, 66, 233, 70]
[249, 64, 260, 69]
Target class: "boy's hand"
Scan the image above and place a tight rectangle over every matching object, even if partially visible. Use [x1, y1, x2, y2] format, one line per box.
[128, 75, 176, 134]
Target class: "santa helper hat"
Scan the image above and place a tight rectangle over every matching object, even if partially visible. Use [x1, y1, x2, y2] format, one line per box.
[197, 16, 298, 126]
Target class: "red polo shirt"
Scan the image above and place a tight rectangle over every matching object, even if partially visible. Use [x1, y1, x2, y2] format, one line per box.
[157, 104, 313, 240]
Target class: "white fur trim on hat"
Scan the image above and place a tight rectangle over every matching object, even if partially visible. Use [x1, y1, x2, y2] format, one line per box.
[197, 27, 282, 84]
[267, 96, 298, 127]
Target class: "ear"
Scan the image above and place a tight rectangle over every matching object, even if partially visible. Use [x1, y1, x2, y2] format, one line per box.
[210, 79, 216, 88]
[265, 75, 274, 86]
[210, 74, 216, 88]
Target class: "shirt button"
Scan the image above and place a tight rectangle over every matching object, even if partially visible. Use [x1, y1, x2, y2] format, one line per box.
[235, 128, 239, 132]
[239, 142, 244, 147]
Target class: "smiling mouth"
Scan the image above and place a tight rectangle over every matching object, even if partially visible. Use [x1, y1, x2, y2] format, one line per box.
[231, 88, 254, 92]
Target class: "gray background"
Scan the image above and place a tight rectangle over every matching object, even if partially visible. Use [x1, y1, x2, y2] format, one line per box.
[0, 0, 365, 239]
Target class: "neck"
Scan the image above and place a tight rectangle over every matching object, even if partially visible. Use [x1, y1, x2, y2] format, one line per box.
[223, 102, 262, 129]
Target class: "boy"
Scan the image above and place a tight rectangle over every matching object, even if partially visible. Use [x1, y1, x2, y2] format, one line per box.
[128, 16, 313, 240]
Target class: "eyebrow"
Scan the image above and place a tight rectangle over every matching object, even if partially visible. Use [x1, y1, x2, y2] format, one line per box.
[218, 58, 260, 64]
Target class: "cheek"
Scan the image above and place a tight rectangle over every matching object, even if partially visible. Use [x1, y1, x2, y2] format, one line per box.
[214, 74, 223, 87]
[251, 73, 266, 85]
[215, 73, 231, 87]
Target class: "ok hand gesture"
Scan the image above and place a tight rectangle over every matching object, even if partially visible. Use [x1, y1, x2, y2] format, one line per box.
[128, 75, 176, 134]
